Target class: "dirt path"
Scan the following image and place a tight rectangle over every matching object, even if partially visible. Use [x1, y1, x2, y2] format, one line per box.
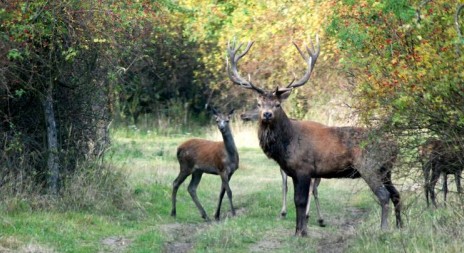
[160, 206, 366, 253]
[313, 207, 367, 253]
[249, 206, 368, 253]
[161, 207, 245, 253]
[160, 222, 207, 253]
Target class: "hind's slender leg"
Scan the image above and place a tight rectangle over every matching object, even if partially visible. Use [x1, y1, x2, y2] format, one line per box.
[456, 170, 462, 194]
[280, 169, 288, 217]
[429, 168, 441, 208]
[305, 178, 314, 220]
[442, 172, 448, 206]
[188, 171, 209, 221]
[171, 171, 190, 217]
[214, 172, 234, 220]
[423, 160, 432, 207]
[312, 178, 325, 227]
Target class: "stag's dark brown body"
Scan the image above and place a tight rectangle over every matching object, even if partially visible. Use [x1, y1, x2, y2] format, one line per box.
[226, 36, 402, 236]
[259, 117, 364, 180]
[257, 98, 401, 235]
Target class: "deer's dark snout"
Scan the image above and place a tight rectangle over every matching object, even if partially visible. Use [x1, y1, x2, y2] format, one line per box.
[262, 111, 273, 121]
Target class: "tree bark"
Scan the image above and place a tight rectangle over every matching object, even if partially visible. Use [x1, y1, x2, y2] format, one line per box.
[43, 86, 59, 195]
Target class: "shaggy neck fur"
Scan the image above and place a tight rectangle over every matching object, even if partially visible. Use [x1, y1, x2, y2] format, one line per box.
[258, 111, 293, 168]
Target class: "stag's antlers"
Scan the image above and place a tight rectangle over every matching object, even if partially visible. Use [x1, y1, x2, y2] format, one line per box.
[226, 41, 265, 94]
[287, 35, 320, 89]
[226, 35, 320, 93]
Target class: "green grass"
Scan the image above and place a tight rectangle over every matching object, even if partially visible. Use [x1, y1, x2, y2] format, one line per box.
[1, 124, 463, 252]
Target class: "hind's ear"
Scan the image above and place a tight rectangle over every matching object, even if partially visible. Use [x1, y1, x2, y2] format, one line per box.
[228, 108, 235, 116]
[211, 107, 219, 116]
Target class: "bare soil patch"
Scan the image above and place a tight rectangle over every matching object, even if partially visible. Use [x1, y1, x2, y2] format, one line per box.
[160, 222, 203, 253]
[249, 206, 368, 253]
[314, 207, 367, 253]
[161, 207, 246, 253]
[100, 236, 132, 253]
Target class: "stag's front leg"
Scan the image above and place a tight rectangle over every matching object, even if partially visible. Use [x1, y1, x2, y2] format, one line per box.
[293, 175, 311, 236]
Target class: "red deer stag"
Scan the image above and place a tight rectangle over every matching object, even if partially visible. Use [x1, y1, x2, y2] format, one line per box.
[240, 108, 325, 227]
[171, 108, 239, 221]
[419, 138, 463, 207]
[226, 36, 402, 236]
[242, 107, 325, 225]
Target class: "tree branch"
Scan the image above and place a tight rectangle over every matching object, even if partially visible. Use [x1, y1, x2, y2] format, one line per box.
[455, 4, 464, 56]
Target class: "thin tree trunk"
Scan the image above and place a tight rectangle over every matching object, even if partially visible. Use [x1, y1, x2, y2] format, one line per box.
[43, 86, 59, 195]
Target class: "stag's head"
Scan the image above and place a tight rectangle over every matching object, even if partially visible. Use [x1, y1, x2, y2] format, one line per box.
[226, 36, 320, 124]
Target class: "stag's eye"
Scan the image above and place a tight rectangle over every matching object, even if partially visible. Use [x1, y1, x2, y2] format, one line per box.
[275, 103, 281, 108]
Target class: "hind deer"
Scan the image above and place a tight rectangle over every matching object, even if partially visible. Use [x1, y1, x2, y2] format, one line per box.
[419, 138, 463, 207]
[171, 108, 239, 221]
[226, 36, 402, 236]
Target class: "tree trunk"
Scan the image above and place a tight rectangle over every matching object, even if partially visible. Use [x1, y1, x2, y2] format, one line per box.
[43, 86, 59, 195]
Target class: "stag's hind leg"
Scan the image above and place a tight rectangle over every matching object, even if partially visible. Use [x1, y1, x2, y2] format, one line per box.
[360, 169, 391, 230]
[188, 171, 210, 221]
[384, 172, 402, 228]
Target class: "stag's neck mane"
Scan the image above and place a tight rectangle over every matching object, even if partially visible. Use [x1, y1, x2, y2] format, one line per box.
[258, 112, 293, 166]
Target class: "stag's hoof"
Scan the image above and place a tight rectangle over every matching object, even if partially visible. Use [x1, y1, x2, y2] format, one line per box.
[295, 229, 308, 237]
[318, 219, 326, 227]
[170, 210, 176, 217]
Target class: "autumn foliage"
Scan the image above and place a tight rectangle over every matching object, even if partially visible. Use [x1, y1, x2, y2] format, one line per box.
[1, 0, 463, 194]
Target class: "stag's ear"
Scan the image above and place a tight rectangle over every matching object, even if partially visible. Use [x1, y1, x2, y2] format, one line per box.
[274, 87, 292, 100]
[228, 108, 235, 116]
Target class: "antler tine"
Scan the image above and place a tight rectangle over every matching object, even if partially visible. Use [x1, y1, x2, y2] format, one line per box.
[285, 76, 296, 88]
[307, 34, 320, 69]
[226, 40, 265, 94]
[235, 42, 253, 62]
[288, 35, 320, 89]
[293, 41, 307, 61]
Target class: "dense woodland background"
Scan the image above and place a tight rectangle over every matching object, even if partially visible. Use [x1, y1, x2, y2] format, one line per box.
[0, 0, 463, 206]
